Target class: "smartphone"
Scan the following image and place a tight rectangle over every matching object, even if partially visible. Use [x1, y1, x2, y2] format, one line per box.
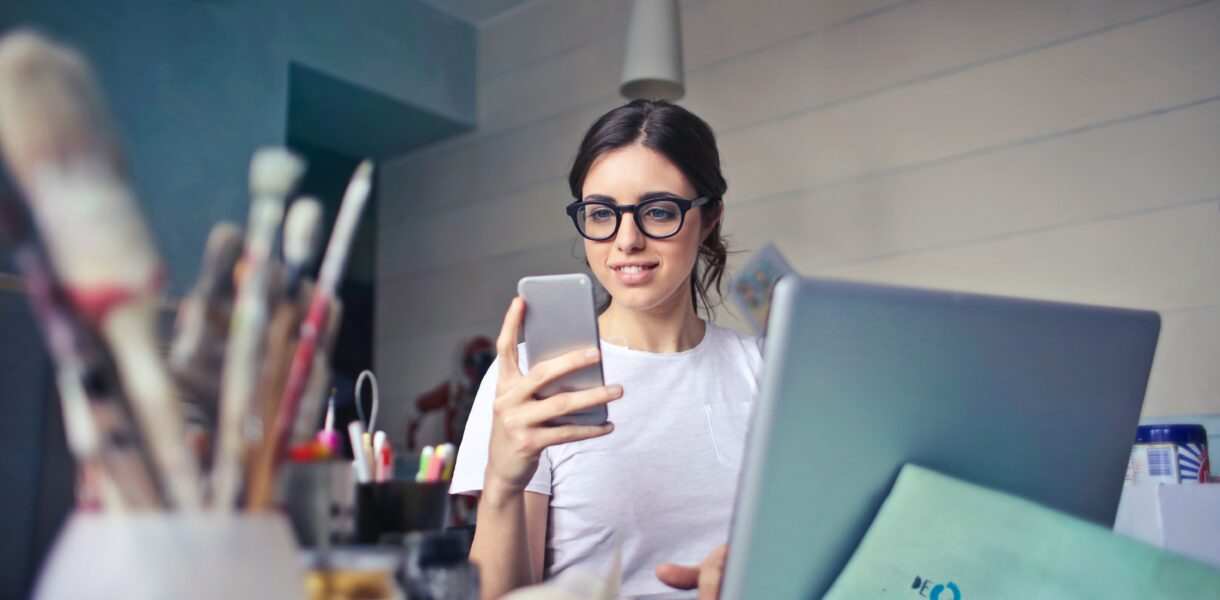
[517, 274, 608, 426]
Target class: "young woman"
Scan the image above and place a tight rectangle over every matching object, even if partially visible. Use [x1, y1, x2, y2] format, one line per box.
[451, 99, 763, 599]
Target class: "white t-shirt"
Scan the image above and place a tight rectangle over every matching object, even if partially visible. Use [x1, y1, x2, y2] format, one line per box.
[450, 323, 764, 597]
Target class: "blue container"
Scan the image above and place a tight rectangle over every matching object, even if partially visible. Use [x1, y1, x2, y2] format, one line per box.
[1133, 424, 1210, 484]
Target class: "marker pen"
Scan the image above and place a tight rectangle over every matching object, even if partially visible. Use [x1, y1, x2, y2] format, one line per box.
[416, 445, 434, 483]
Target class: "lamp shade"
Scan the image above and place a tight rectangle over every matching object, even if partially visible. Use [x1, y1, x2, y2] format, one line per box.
[620, 0, 685, 101]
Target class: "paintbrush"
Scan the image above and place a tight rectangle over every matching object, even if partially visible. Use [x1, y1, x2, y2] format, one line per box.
[211, 147, 304, 511]
[243, 292, 343, 510]
[0, 187, 164, 510]
[267, 161, 373, 484]
[0, 30, 201, 509]
[242, 197, 324, 509]
[170, 222, 243, 447]
[240, 286, 307, 510]
[257, 197, 323, 440]
[281, 197, 323, 296]
[19, 247, 166, 511]
[290, 298, 343, 446]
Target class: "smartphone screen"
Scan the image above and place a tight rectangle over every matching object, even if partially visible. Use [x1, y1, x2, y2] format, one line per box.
[517, 274, 608, 426]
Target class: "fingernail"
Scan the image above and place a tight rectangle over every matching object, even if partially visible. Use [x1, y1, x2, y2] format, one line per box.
[585, 348, 600, 359]
[607, 384, 623, 396]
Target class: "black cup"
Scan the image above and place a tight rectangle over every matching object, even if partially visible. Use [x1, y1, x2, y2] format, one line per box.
[354, 481, 449, 544]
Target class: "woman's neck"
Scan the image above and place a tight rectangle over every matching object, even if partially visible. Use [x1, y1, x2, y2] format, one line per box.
[598, 296, 707, 354]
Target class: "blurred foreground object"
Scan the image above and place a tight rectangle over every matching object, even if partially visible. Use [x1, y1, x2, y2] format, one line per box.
[33, 513, 303, 599]
[0, 29, 200, 509]
[824, 465, 1220, 598]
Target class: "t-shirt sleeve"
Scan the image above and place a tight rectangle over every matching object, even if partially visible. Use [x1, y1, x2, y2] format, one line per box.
[449, 354, 554, 497]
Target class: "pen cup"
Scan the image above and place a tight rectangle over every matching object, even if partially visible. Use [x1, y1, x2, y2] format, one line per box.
[355, 480, 449, 544]
[33, 511, 304, 600]
[277, 460, 357, 547]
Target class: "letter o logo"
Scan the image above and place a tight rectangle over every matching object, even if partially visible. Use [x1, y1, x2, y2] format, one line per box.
[930, 582, 961, 600]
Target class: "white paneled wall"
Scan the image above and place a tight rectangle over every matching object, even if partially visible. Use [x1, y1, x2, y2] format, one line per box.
[378, 0, 1220, 445]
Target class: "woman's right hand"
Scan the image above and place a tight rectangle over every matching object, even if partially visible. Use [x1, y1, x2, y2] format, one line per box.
[484, 297, 621, 496]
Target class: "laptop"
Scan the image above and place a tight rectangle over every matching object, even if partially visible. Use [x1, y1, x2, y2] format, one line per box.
[721, 277, 1161, 599]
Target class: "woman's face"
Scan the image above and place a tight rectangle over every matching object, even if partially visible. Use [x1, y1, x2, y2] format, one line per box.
[579, 144, 715, 314]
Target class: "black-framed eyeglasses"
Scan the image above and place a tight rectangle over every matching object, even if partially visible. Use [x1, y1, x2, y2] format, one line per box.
[565, 196, 709, 241]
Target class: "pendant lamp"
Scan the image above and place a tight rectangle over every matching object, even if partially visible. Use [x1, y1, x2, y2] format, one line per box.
[620, 0, 685, 101]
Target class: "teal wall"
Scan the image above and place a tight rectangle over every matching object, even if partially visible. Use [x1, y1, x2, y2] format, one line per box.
[0, 0, 475, 294]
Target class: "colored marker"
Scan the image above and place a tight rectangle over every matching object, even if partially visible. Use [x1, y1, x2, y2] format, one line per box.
[362, 432, 375, 477]
[425, 446, 446, 483]
[378, 439, 393, 482]
[315, 389, 339, 452]
[439, 443, 456, 482]
[416, 445, 434, 482]
[348, 421, 371, 483]
[372, 431, 386, 482]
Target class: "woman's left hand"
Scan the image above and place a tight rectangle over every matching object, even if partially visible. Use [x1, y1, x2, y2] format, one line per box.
[655, 544, 727, 600]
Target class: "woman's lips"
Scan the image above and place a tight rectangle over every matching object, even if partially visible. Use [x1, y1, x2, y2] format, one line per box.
[610, 263, 658, 285]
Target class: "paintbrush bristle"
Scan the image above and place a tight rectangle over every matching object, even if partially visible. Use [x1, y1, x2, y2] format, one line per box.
[283, 197, 322, 267]
[202, 222, 245, 289]
[249, 147, 304, 200]
[353, 159, 374, 184]
[0, 30, 118, 184]
[0, 29, 158, 290]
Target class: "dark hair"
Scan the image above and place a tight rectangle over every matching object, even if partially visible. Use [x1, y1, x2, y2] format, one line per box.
[568, 99, 729, 317]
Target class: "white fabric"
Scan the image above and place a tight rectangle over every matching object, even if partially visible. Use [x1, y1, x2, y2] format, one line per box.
[451, 323, 764, 597]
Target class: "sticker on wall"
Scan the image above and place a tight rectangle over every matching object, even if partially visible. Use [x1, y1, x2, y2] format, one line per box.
[730, 243, 794, 336]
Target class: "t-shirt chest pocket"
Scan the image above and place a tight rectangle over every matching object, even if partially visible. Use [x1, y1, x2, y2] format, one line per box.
[703, 402, 754, 470]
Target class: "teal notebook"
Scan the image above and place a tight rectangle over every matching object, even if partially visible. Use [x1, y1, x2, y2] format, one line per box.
[824, 465, 1220, 599]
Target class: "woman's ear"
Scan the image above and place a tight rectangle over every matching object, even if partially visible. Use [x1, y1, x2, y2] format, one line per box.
[702, 202, 724, 242]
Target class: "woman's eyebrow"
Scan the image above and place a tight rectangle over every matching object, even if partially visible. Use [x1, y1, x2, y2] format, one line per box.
[639, 191, 680, 201]
[582, 192, 681, 204]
